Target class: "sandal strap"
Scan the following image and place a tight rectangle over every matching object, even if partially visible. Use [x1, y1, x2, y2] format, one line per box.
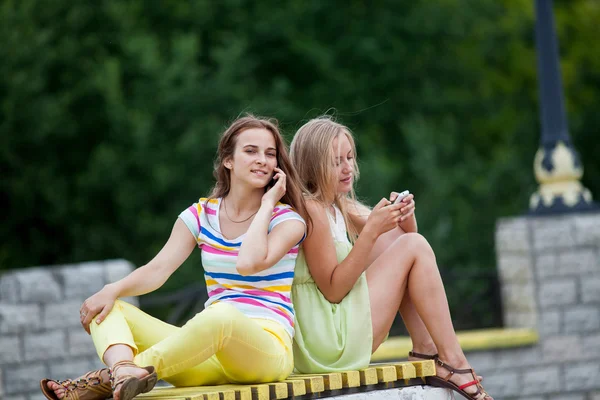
[458, 379, 479, 390]
[435, 358, 475, 375]
[408, 351, 438, 360]
[110, 360, 141, 391]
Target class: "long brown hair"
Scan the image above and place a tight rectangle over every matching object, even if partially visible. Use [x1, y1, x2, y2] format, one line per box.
[207, 114, 310, 227]
[290, 115, 366, 243]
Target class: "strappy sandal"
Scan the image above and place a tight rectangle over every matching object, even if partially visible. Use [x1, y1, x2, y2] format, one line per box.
[408, 350, 438, 360]
[427, 358, 492, 400]
[409, 351, 483, 384]
[110, 360, 157, 400]
[40, 368, 112, 400]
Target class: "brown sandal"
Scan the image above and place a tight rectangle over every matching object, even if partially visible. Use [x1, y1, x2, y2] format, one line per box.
[40, 368, 112, 400]
[110, 360, 157, 400]
[408, 350, 438, 360]
[409, 351, 483, 384]
[427, 358, 492, 400]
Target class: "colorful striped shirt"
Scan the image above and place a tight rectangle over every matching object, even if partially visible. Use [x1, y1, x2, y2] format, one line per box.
[179, 197, 305, 339]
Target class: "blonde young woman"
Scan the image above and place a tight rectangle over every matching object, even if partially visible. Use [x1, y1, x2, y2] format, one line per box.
[289, 116, 492, 400]
[40, 115, 308, 400]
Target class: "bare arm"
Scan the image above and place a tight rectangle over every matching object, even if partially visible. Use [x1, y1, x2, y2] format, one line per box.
[236, 167, 306, 275]
[303, 199, 402, 303]
[80, 218, 196, 332]
[236, 202, 305, 275]
[108, 218, 196, 296]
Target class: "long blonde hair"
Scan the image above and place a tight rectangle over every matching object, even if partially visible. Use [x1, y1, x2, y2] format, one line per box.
[207, 114, 310, 227]
[290, 116, 365, 243]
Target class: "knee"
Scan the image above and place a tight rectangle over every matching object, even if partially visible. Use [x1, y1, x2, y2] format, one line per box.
[395, 232, 436, 260]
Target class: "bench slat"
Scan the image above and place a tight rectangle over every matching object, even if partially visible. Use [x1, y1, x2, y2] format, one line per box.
[358, 368, 378, 385]
[375, 365, 398, 383]
[282, 379, 306, 396]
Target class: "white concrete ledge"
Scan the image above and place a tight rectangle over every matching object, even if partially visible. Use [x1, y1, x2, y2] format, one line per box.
[325, 385, 454, 399]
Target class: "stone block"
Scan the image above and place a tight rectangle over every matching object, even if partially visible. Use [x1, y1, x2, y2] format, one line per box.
[87, 355, 104, 371]
[502, 283, 536, 313]
[0, 304, 42, 334]
[521, 365, 561, 395]
[549, 395, 585, 400]
[538, 279, 577, 308]
[531, 216, 576, 251]
[534, 253, 558, 279]
[495, 217, 531, 253]
[497, 254, 533, 284]
[105, 259, 135, 283]
[476, 371, 520, 398]
[43, 300, 84, 330]
[27, 394, 48, 400]
[573, 213, 600, 246]
[565, 362, 600, 390]
[68, 329, 97, 356]
[460, 351, 496, 373]
[4, 363, 47, 394]
[0, 273, 20, 303]
[0, 335, 22, 364]
[590, 390, 600, 400]
[24, 330, 67, 361]
[563, 306, 600, 334]
[48, 358, 96, 382]
[495, 346, 542, 369]
[582, 333, 600, 358]
[59, 262, 106, 299]
[581, 277, 600, 303]
[17, 268, 62, 303]
[504, 311, 538, 329]
[542, 335, 582, 362]
[538, 310, 561, 335]
[557, 250, 597, 276]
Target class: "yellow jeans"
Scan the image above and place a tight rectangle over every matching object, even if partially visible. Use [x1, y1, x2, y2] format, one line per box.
[90, 300, 293, 386]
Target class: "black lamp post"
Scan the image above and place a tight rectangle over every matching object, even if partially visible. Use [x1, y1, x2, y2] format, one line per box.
[529, 0, 596, 214]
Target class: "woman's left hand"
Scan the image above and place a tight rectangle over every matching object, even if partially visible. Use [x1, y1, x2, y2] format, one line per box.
[262, 167, 286, 207]
[391, 192, 416, 223]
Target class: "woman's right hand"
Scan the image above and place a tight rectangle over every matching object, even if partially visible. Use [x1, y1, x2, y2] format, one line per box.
[364, 198, 403, 237]
[80, 284, 119, 334]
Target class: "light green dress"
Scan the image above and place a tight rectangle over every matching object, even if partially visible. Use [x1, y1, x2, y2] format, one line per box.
[292, 205, 373, 373]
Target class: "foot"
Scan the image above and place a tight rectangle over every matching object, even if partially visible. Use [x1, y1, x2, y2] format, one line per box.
[435, 356, 492, 400]
[46, 380, 66, 399]
[409, 349, 483, 383]
[43, 368, 112, 400]
[111, 362, 150, 400]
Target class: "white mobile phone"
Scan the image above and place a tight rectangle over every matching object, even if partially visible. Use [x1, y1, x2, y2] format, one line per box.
[392, 190, 410, 205]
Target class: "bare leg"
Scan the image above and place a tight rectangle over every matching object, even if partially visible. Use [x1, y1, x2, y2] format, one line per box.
[367, 228, 436, 356]
[366, 233, 492, 399]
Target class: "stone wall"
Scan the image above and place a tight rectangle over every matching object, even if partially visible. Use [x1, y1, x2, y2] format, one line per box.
[0, 259, 136, 400]
[464, 212, 600, 400]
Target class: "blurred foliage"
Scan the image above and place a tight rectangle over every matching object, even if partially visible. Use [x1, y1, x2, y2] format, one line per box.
[2, 0, 599, 326]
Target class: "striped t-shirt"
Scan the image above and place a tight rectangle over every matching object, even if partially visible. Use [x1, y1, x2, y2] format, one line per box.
[179, 197, 306, 339]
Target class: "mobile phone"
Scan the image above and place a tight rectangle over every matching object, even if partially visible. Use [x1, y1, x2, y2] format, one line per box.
[392, 190, 410, 205]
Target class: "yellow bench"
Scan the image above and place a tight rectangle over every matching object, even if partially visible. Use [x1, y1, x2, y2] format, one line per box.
[137, 360, 436, 400]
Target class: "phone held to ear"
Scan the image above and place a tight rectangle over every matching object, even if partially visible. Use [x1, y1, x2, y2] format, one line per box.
[392, 190, 410, 205]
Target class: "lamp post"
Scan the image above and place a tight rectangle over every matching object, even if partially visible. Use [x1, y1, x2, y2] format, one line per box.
[529, 0, 596, 214]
